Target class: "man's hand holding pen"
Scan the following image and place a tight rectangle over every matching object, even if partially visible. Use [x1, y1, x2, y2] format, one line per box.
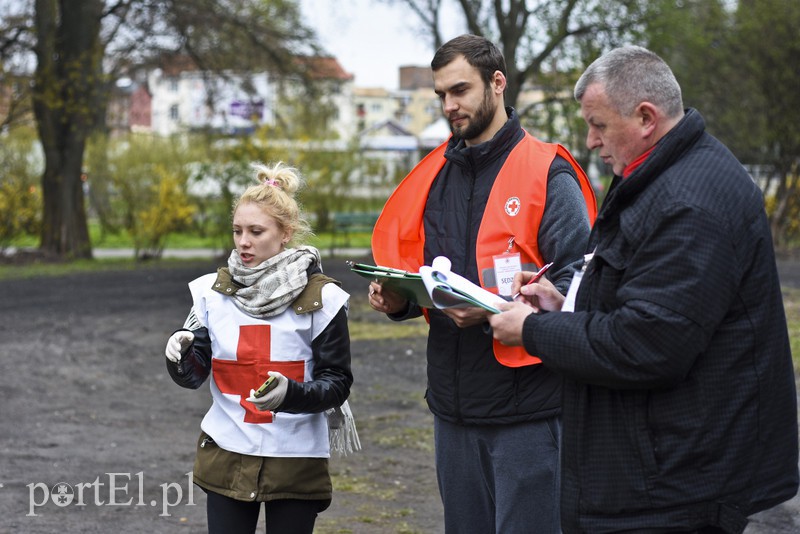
[368, 281, 408, 315]
[489, 267, 565, 347]
[510, 268, 564, 313]
[511, 262, 553, 302]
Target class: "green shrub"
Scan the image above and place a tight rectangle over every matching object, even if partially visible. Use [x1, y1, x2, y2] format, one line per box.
[133, 166, 197, 258]
[0, 177, 42, 250]
[0, 127, 43, 250]
[85, 133, 205, 258]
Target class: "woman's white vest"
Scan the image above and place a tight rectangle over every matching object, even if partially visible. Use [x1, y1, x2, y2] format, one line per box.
[189, 272, 349, 457]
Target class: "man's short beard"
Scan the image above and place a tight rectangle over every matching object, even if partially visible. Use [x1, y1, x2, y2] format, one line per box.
[451, 86, 496, 142]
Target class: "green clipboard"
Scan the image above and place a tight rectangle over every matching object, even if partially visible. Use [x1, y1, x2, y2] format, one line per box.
[347, 261, 434, 308]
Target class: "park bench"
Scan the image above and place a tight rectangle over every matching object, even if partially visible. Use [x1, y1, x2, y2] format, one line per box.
[329, 211, 380, 256]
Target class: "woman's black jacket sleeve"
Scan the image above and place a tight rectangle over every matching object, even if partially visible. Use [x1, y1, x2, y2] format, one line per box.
[280, 306, 353, 414]
[165, 327, 212, 389]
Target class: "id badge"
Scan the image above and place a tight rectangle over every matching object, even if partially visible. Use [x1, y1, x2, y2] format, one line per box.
[561, 271, 583, 312]
[562, 251, 593, 312]
[493, 252, 521, 297]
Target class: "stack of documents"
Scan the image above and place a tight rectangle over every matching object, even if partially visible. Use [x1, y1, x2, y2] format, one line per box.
[419, 257, 506, 313]
[348, 257, 507, 313]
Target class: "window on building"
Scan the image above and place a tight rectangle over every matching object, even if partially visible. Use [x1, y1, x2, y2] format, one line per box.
[169, 104, 179, 121]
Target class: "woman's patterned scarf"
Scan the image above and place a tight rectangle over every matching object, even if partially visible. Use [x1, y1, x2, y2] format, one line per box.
[226, 245, 321, 318]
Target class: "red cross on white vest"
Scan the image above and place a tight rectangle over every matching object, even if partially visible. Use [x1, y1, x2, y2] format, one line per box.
[212, 324, 306, 424]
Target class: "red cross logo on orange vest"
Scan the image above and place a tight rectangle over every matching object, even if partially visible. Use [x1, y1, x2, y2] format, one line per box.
[212, 324, 306, 424]
[504, 196, 521, 216]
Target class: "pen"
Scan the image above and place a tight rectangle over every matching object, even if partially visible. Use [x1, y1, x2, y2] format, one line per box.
[511, 262, 554, 300]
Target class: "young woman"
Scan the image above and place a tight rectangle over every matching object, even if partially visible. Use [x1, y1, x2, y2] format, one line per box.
[163, 162, 354, 533]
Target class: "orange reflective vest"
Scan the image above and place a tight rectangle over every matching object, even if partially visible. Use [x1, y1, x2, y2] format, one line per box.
[373, 131, 597, 367]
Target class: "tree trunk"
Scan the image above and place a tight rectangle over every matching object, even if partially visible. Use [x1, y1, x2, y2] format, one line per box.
[39, 136, 92, 258]
[32, 0, 104, 259]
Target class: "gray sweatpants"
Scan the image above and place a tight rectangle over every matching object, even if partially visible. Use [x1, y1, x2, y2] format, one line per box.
[434, 415, 561, 534]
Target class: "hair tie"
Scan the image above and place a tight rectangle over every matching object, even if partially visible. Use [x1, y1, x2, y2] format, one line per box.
[264, 178, 281, 189]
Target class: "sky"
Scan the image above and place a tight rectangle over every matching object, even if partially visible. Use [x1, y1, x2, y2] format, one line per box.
[299, 0, 460, 90]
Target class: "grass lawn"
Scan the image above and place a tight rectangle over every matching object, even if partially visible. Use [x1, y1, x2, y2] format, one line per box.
[4, 224, 373, 251]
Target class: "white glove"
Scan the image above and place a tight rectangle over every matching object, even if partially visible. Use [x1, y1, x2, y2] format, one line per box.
[165, 331, 194, 363]
[246, 371, 289, 412]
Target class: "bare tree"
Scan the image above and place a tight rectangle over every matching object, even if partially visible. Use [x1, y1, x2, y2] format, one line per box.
[393, 0, 447, 50]
[387, 0, 645, 109]
[31, 0, 104, 258]
[0, 3, 34, 132]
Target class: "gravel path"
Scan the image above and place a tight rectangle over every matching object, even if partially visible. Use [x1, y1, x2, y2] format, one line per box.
[0, 254, 797, 533]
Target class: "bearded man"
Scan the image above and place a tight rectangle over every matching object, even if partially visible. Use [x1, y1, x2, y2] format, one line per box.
[367, 34, 597, 534]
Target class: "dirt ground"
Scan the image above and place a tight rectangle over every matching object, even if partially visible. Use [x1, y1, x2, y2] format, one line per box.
[0, 254, 798, 533]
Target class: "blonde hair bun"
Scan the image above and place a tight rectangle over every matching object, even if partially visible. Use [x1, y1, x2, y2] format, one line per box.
[251, 162, 301, 196]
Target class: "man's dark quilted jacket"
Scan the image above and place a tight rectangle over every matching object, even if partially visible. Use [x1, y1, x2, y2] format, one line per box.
[524, 109, 799, 533]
